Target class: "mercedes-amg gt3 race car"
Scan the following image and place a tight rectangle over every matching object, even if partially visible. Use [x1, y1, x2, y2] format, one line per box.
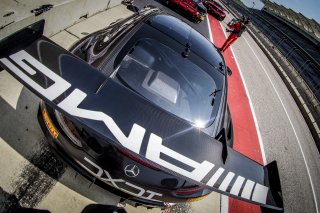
[0, 6, 283, 211]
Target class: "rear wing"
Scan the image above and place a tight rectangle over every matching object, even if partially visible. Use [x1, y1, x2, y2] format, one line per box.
[0, 20, 283, 211]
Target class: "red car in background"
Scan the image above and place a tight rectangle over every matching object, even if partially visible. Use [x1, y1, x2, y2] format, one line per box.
[203, 0, 226, 21]
[166, 0, 207, 23]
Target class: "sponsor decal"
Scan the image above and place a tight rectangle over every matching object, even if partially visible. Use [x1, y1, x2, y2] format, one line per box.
[0, 50, 269, 205]
[83, 157, 162, 200]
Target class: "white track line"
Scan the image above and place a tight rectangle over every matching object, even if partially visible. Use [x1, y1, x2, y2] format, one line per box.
[206, 15, 213, 42]
[220, 195, 229, 213]
[219, 22, 267, 165]
[243, 35, 319, 213]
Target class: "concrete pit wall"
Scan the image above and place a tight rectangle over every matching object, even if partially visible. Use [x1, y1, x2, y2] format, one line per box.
[0, 0, 122, 40]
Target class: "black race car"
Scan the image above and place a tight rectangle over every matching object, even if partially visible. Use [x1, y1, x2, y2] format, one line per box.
[0, 6, 283, 211]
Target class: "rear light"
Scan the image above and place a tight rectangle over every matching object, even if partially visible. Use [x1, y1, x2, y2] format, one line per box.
[54, 109, 83, 147]
[117, 148, 161, 171]
[176, 186, 204, 195]
[42, 108, 59, 139]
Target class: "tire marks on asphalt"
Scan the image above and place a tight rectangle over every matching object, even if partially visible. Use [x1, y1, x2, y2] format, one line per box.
[1, 139, 66, 212]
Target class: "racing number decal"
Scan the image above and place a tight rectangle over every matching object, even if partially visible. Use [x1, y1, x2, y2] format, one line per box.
[0, 50, 269, 205]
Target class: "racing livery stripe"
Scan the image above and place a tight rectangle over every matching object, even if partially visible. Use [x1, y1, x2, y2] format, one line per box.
[207, 167, 224, 187]
[218, 172, 235, 191]
[252, 184, 268, 204]
[230, 176, 245, 196]
[241, 180, 255, 199]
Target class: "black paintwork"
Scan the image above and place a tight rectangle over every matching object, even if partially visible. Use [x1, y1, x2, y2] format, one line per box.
[0, 7, 283, 211]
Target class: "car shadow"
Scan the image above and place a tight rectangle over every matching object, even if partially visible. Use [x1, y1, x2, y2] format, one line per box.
[0, 87, 119, 210]
[0, 186, 50, 213]
[0, 186, 125, 213]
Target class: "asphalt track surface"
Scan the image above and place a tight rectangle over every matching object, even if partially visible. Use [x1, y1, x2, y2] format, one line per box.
[0, 1, 320, 213]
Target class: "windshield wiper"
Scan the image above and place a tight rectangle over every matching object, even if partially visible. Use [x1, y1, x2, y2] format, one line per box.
[209, 89, 222, 97]
[209, 89, 222, 106]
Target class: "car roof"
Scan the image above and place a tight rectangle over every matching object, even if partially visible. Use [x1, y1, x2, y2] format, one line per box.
[146, 14, 225, 73]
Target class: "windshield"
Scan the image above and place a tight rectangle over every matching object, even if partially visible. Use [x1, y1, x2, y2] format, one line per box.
[116, 38, 222, 126]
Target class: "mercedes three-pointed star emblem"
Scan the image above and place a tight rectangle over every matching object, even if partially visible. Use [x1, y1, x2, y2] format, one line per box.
[124, 164, 140, 177]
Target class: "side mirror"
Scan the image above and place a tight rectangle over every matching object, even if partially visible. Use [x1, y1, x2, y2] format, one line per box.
[227, 66, 232, 76]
